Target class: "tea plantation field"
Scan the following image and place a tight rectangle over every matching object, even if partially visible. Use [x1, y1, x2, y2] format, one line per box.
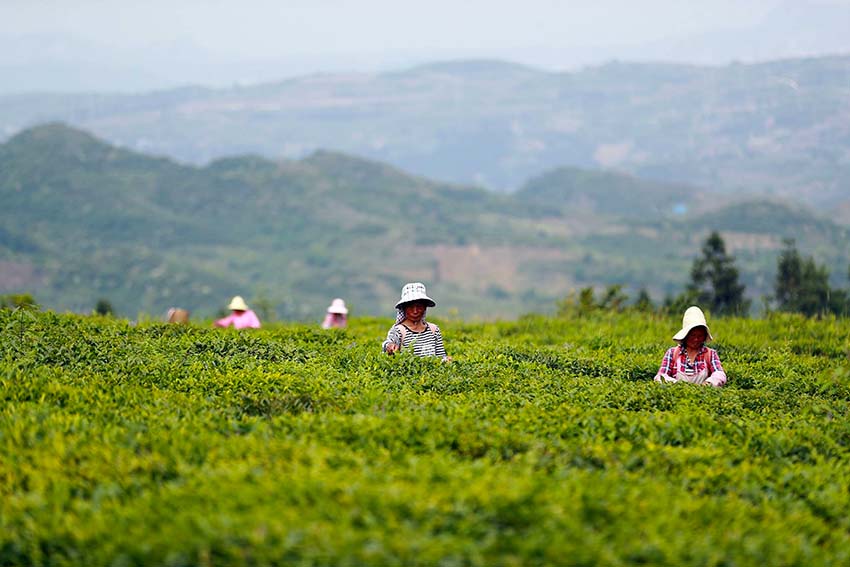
[2, 309, 850, 566]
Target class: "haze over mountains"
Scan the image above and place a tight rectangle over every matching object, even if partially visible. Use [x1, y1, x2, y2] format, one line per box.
[2, 0, 849, 93]
[2, 54, 849, 217]
[2, 123, 848, 319]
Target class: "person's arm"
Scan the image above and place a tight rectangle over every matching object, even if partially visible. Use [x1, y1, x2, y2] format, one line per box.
[321, 314, 333, 329]
[247, 311, 261, 329]
[654, 347, 677, 383]
[214, 314, 233, 328]
[706, 350, 727, 387]
[383, 325, 402, 354]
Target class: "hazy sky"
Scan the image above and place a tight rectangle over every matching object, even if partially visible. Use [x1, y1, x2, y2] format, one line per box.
[0, 0, 801, 55]
[2, 0, 850, 91]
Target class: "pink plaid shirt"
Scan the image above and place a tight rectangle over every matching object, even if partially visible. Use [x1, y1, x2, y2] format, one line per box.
[658, 345, 723, 377]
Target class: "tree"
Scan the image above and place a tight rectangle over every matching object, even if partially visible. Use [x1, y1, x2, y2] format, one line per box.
[0, 293, 38, 310]
[556, 287, 595, 317]
[556, 285, 629, 317]
[94, 299, 114, 316]
[775, 239, 802, 310]
[688, 231, 750, 316]
[597, 284, 628, 312]
[632, 288, 654, 312]
[774, 239, 832, 317]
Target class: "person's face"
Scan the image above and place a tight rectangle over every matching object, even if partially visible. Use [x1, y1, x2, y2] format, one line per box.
[232, 309, 245, 315]
[404, 301, 427, 321]
[685, 327, 707, 349]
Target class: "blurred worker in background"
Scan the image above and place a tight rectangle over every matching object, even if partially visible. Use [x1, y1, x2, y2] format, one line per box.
[166, 307, 189, 324]
[214, 296, 261, 329]
[321, 298, 349, 329]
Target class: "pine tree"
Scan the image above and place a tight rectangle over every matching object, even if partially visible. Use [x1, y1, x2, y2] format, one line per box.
[775, 239, 802, 310]
[688, 231, 750, 315]
[774, 239, 832, 316]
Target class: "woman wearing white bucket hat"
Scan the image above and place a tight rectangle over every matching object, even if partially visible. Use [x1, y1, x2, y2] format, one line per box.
[382, 282, 449, 360]
[321, 298, 349, 329]
[214, 295, 261, 329]
[654, 306, 727, 386]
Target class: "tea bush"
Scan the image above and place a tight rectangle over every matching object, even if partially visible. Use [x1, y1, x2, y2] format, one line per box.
[1, 309, 849, 565]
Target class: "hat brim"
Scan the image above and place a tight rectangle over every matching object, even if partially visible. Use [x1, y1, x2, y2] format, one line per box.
[396, 297, 436, 309]
[328, 307, 348, 314]
[673, 324, 713, 342]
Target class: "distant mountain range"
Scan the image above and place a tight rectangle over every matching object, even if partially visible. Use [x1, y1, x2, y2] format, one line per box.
[2, 54, 849, 218]
[2, 124, 848, 319]
[2, 0, 849, 92]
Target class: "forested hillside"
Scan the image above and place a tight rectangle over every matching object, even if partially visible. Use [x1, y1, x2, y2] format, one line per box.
[1, 124, 847, 318]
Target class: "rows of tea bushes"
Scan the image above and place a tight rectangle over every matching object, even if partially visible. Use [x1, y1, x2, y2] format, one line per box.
[1, 308, 849, 565]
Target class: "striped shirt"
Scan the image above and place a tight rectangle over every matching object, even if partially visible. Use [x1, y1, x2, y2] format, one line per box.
[383, 323, 448, 359]
[657, 345, 724, 379]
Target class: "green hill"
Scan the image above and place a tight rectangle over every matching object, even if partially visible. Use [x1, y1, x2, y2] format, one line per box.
[2, 124, 847, 319]
[0, 124, 555, 318]
[516, 167, 698, 217]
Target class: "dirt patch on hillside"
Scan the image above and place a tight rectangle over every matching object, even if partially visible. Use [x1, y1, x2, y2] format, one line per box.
[397, 244, 576, 292]
[722, 232, 783, 252]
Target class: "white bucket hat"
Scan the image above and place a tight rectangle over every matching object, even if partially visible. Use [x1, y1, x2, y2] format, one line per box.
[395, 282, 436, 309]
[228, 296, 249, 311]
[672, 305, 713, 342]
[327, 298, 348, 314]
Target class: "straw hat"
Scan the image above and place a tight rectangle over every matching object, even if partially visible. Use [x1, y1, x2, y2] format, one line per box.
[227, 296, 249, 311]
[395, 282, 436, 308]
[672, 306, 713, 342]
[327, 298, 348, 314]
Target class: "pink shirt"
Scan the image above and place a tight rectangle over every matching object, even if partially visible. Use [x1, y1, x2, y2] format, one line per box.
[321, 313, 347, 329]
[215, 310, 261, 329]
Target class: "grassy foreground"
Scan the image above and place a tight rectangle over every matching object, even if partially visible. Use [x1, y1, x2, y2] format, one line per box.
[2, 309, 850, 566]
